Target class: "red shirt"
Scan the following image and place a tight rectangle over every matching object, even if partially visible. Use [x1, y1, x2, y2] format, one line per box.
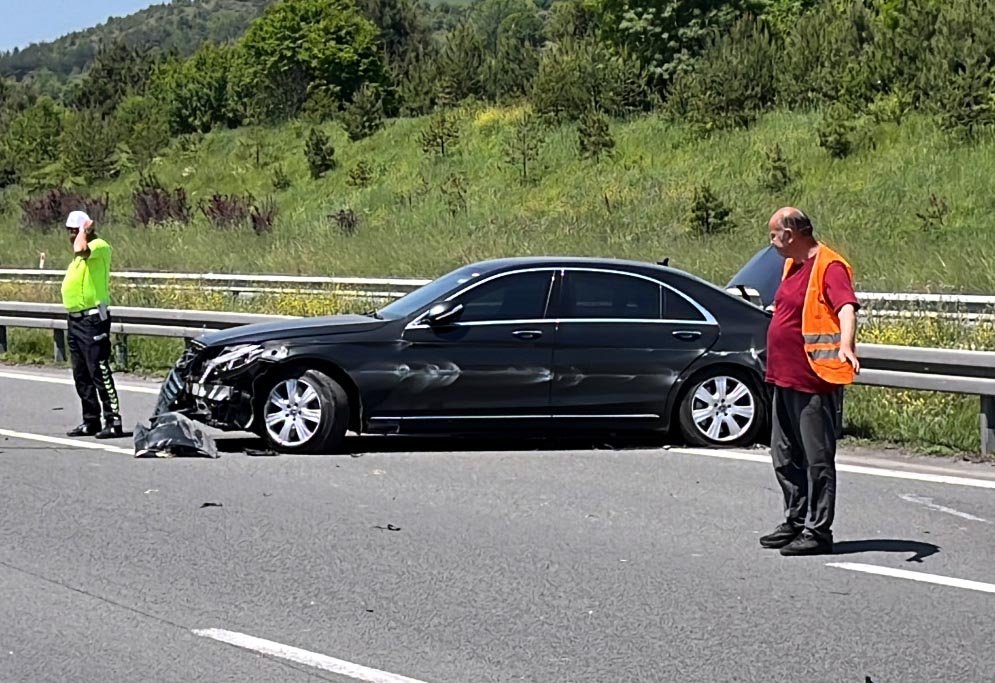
[766, 258, 859, 394]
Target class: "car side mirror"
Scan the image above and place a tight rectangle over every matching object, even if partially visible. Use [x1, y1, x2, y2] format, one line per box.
[424, 301, 464, 326]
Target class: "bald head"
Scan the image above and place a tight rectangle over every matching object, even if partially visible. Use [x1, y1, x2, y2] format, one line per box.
[768, 206, 817, 259]
[768, 207, 813, 236]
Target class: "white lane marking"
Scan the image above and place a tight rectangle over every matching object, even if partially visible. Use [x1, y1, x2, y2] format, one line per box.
[0, 428, 132, 455]
[0, 370, 160, 394]
[827, 562, 995, 595]
[192, 628, 429, 683]
[670, 447, 995, 490]
[899, 493, 990, 523]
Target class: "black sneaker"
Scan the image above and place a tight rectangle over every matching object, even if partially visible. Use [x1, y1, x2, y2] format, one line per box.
[67, 422, 101, 437]
[759, 522, 803, 549]
[780, 529, 833, 556]
[95, 424, 125, 440]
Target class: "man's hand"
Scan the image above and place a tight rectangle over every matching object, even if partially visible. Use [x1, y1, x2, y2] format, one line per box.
[838, 345, 860, 374]
[837, 303, 859, 374]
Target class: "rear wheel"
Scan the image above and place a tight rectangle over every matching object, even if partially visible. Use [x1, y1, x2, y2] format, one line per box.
[258, 368, 349, 454]
[677, 368, 765, 448]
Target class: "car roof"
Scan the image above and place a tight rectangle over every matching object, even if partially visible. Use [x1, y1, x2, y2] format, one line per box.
[465, 255, 678, 274]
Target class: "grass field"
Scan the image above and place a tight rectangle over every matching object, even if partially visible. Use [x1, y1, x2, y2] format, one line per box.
[2, 106, 995, 294]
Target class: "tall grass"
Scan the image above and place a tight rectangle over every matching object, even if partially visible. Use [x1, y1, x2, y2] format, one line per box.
[2, 108, 994, 293]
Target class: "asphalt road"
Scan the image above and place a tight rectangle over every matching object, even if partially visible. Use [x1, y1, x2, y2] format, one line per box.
[1, 364, 994, 683]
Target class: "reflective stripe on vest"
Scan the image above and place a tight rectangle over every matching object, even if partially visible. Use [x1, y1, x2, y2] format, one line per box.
[782, 243, 856, 385]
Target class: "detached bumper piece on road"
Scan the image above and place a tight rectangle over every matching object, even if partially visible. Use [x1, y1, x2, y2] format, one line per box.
[133, 412, 219, 459]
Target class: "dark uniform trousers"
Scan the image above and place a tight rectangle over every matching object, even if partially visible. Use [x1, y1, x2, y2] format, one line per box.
[770, 386, 840, 536]
[67, 310, 122, 428]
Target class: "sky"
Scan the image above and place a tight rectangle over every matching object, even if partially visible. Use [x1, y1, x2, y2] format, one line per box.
[0, 0, 160, 52]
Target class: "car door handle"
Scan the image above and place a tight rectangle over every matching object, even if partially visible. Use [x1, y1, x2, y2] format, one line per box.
[672, 330, 702, 341]
[512, 329, 543, 340]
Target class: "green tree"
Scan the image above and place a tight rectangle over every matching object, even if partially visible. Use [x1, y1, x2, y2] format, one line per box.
[60, 109, 118, 182]
[150, 43, 242, 135]
[594, 0, 763, 87]
[531, 38, 648, 121]
[503, 110, 546, 183]
[111, 95, 170, 167]
[2, 97, 64, 179]
[66, 41, 156, 116]
[305, 127, 338, 178]
[238, 0, 387, 121]
[667, 15, 779, 135]
[339, 83, 385, 141]
[577, 107, 615, 160]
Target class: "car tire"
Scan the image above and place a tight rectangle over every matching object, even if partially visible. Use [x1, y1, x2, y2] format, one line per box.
[677, 368, 766, 448]
[257, 367, 349, 454]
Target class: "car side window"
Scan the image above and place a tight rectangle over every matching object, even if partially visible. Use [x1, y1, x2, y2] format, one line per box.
[561, 271, 661, 319]
[662, 287, 706, 321]
[454, 271, 553, 322]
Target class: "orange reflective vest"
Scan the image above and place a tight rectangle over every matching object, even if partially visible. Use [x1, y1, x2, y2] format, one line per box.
[781, 243, 856, 385]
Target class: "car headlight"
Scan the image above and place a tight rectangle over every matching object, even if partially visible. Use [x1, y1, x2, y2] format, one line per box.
[199, 344, 289, 381]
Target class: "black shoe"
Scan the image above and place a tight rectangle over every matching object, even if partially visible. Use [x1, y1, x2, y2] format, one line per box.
[759, 522, 803, 549]
[95, 424, 125, 440]
[780, 529, 833, 556]
[67, 422, 101, 437]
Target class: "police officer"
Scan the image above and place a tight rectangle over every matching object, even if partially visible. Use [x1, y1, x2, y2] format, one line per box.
[62, 210, 124, 439]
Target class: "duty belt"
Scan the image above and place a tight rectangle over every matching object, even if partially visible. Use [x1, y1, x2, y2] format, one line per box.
[68, 304, 109, 320]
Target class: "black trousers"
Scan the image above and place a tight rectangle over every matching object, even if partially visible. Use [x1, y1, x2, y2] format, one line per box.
[770, 386, 840, 536]
[67, 312, 122, 427]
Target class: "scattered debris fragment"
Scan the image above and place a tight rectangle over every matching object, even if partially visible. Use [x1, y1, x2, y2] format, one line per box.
[134, 412, 218, 458]
[200, 502, 223, 508]
[374, 524, 401, 531]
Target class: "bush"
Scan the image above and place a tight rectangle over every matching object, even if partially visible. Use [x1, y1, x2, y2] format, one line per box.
[347, 160, 376, 187]
[132, 173, 192, 226]
[305, 128, 337, 179]
[271, 165, 292, 191]
[200, 193, 253, 229]
[817, 103, 859, 158]
[761, 143, 793, 192]
[250, 197, 279, 235]
[339, 83, 385, 141]
[685, 184, 732, 236]
[20, 188, 109, 230]
[111, 96, 171, 167]
[916, 193, 949, 235]
[419, 109, 461, 157]
[577, 108, 614, 161]
[332, 208, 359, 235]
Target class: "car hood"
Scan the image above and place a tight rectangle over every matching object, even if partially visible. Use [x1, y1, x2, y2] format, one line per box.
[197, 314, 388, 347]
[726, 245, 785, 308]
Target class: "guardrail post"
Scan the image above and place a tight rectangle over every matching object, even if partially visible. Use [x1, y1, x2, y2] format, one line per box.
[114, 335, 129, 369]
[53, 329, 67, 363]
[0, 325, 7, 354]
[982, 395, 994, 456]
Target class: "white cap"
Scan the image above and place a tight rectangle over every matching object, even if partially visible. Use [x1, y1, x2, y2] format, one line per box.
[65, 210, 93, 229]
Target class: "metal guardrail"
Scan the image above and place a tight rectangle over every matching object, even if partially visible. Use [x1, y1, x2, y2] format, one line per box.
[1, 301, 992, 454]
[3, 268, 995, 318]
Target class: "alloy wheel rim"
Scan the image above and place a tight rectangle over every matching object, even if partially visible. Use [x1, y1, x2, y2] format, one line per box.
[265, 378, 322, 447]
[690, 376, 755, 442]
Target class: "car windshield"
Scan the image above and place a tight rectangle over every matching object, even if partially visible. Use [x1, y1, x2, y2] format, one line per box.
[376, 265, 486, 319]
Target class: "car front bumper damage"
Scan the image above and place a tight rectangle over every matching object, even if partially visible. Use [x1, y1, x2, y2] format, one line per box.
[154, 341, 286, 433]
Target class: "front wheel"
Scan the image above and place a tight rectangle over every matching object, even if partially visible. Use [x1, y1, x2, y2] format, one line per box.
[258, 368, 349, 454]
[677, 369, 765, 448]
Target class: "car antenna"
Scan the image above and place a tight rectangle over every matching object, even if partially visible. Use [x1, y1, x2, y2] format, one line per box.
[657, 258, 670, 267]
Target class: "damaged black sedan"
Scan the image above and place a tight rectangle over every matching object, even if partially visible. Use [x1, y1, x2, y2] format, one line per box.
[154, 255, 776, 454]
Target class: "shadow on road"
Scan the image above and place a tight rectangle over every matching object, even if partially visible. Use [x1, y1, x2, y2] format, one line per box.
[213, 433, 690, 456]
[833, 540, 941, 563]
